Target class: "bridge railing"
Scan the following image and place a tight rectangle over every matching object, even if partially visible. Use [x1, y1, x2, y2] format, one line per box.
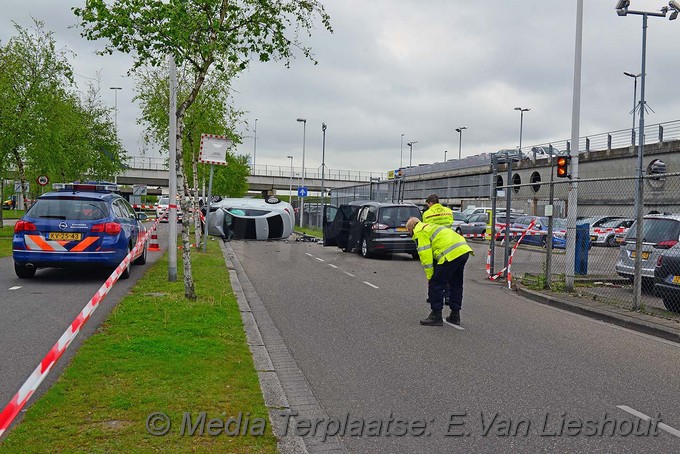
[250, 165, 385, 182]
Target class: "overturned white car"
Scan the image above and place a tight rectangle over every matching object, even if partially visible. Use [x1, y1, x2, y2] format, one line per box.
[205, 196, 295, 240]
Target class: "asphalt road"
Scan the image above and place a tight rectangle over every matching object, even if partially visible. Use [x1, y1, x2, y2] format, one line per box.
[233, 238, 680, 453]
[0, 222, 169, 433]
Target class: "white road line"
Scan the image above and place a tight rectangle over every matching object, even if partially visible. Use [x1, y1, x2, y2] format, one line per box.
[315, 257, 324, 262]
[328, 264, 338, 269]
[363, 281, 379, 289]
[305, 253, 313, 257]
[344, 271, 355, 277]
[617, 405, 680, 438]
[9, 286, 22, 291]
[443, 319, 465, 330]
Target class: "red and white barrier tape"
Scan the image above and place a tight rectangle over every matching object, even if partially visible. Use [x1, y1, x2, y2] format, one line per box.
[486, 219, 537, 283]
[0, 216, 165, 437]
[131, 204, 158, 210]
[506, 219, 537, 289]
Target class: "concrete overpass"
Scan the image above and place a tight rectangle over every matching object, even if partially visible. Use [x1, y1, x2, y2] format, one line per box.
[115, 159, 385, 196]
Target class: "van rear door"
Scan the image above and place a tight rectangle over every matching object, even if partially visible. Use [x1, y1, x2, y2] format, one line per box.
[322, 205, 339, 246]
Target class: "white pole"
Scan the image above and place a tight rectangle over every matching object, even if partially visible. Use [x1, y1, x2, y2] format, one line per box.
[565, 0, 583, 291]
[168, 56, 178, 281]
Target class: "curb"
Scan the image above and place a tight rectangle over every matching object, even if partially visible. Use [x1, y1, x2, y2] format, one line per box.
[516, 286, 680, 344]
[220, 241, 347, 454]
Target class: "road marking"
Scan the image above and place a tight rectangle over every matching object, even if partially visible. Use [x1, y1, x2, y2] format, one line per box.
[315, 257, 324, 262]
[305, 253, 313, 257]
[328, 264, 338, 269]
[344, 271, 355, 277]
[443, 319, 465, 330]
[363, 281, 379, 289]
[617, 405, 680, 438]
[9, 286, 22, 291]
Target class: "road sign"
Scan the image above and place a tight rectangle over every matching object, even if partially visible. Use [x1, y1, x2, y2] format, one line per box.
[14, 182, 29, 193]
[199, 134, 231, 165]
[37, 175, 49, 187]
[297, 186, 308, 197]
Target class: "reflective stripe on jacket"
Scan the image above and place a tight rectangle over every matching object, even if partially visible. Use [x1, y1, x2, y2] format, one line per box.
[413, 222, 473, 280]
[422, 203, 453, 227]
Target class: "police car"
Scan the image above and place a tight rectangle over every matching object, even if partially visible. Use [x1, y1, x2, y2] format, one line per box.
[12, 182, 148, 279]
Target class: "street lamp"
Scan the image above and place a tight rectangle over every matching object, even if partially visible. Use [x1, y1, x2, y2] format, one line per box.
[287, 155, 293, 202]
[407, 141, 417, 167]
[400, 133, 404, 168]
[623, 71, 641, 142]
[444, 150, 448, 162]
[110, 87, 122, 135]
[455, 126, 467, 161]
[321, 122, 327, 207]
[253, 118, 258, 168]
[514, 107, 530, 153]
[296, 118, 306, 228]
[616, 0, 678, 310]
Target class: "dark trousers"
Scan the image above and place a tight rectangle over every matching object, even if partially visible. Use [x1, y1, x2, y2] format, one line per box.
[428, 252, 470, 312]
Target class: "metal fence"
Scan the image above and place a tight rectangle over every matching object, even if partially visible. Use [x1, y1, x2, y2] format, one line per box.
[491, 172, 680, 315]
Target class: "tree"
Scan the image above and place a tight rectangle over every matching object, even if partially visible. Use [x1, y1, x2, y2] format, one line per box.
[74, 0, 332, 299]
[135, 64, 247, 248]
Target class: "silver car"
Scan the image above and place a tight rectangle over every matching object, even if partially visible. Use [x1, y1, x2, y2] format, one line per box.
[206, 197, 295, 240]
[615, 214, 680, 285]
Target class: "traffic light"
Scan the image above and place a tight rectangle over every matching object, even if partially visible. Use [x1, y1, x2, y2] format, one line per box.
[556, 156, 571, 178]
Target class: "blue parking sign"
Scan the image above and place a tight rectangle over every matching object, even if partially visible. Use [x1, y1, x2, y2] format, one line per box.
[297, 186, 308, 197]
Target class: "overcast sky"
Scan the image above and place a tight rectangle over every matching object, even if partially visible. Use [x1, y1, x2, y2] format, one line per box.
[2, 1, 680, 174]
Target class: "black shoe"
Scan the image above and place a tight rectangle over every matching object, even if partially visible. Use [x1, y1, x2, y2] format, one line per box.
[420, 311, 443, 326]
[446, 311, 460, 325]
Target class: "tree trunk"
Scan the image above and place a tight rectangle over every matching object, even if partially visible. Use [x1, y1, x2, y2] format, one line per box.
[176, 118, 196, 300]
[188, 136, 202, 250]
[11, 147, 28, 210]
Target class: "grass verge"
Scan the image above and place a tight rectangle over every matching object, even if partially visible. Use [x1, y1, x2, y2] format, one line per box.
[294, 226, 322, 238]
[1, 240, 277, 453]
[0, 226, 13, 258]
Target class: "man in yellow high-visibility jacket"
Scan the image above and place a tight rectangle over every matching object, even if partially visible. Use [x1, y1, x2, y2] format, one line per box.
[422, 194, 453, 227]
[406, 217, 473, 326]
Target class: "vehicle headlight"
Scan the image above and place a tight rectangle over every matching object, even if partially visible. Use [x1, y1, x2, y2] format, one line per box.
[554, 232, 566, 239]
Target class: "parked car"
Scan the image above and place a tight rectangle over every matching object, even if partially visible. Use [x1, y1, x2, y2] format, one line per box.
[589, 218, 634, 247]
[456, 212, 487, 236]
[577, 215, 624, 229]
[452, 211, 468, 229]
[653, 242, 680, 312]
[12, 182, 148, 279]
[615, 214, 680, 287]
[323, 201, 422, 258]
[509, 215, 567, 249]
[206, 196, 295, 240]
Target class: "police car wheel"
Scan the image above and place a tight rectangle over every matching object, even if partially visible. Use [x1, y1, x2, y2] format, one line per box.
[14, 263, 36, 279]
[606, 235, 616, 247]
[134, 241, 148, 265]
[120, 246, 132, 280]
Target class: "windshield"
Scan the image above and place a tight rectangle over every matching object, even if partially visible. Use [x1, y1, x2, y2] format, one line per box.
[453, 212, 467, 221]
[600, 219, 626, 228]
[552, 218, 567, 230]
[625, 218, 680, 244]
[158, 197, 169, 205]
[27, 198, 109, 221]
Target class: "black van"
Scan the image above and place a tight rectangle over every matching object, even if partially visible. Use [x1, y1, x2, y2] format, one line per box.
[323, 201, 421, 258]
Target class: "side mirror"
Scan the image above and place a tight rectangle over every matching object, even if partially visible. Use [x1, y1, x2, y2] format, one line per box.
[136, 212, 148, 221]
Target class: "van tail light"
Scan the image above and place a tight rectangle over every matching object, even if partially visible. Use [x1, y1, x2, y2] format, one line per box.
[654, 240, 678, 250]
[371, 223, 389, 230]
[91, 222, 122, 235]
[14, 220, 37, 233]
[657, 256, 663, 267]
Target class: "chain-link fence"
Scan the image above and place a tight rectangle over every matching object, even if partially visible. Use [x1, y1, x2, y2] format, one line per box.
[491, 172, 680, 315]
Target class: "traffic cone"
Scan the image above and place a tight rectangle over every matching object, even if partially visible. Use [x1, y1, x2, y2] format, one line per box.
[148, 230, 161, 251]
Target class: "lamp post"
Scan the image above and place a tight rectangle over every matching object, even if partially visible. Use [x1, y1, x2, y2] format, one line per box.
[444, 150, 447, 162]
[253, 118, 258, 168]
[623, 71, 641, 143]
[400, 133, 404, 168]
[287, 155, 293, 202]
[455, 126, 467, 161]
[321, 122, 327, 218]
[296, 118, 306, 228]
[514, 107, 530, 154]
[110, 87, 122, 135]
[615, 0, 678, 310]
[407, 141, 417, 167]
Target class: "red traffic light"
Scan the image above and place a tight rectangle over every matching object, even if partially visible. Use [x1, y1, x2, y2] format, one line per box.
[556, 156, 570, 178]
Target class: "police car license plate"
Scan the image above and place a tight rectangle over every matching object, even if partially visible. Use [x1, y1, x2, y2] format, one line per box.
[48, 232, 82, 241]
[672, 276, 680, 284]
[630, 250, 650, 260]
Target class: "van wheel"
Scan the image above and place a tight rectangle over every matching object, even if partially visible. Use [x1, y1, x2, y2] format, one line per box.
[361, 238, 371, 258]
[14, 263, 36, 279]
